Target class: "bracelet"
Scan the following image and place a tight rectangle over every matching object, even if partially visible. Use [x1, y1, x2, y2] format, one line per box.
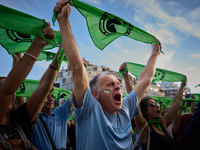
[24, 52, 38, 61]
[49, 64, 58, 70]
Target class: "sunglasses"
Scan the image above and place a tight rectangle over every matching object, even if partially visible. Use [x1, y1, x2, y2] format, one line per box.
[47, 94, 54, 99]
[147, 103, 160, 108]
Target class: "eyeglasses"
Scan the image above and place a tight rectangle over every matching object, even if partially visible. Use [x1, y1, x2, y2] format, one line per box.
[47, 94, 54, 99]
[147, 103, 160, 108]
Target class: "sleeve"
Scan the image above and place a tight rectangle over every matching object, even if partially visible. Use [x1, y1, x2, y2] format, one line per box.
[122, 90, 138, 119]
[72, 87, 99, 124]
[10, 103, 36, 140]
[54, 98, 71, 121]
[179, 102, 200, 149]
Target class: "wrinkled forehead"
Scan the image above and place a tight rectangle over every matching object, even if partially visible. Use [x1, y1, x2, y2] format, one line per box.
[98, 74, 119, 85]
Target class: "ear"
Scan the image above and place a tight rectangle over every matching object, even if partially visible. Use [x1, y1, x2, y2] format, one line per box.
[92, 90, 101, 100]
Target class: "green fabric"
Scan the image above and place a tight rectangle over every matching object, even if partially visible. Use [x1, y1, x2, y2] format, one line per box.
[132, 128, 135, 135]
[68, 114, 74, 121]
[16, 79, 40, 97]
[148, 117, 163, 131]
[52, 0, 160, 50]
[52, 87, 72, 100]
[118, 62, 186, 83]
[37, 50, 68, 64]
[0, 4, 61, 54]
[57, 48, 66, 69]
[182, 98, 200, 103]
[195, 84, 200, 88]
[150, 96, 172, 109]
[194, 93, 200, 99]
[16, 79, 72, 100]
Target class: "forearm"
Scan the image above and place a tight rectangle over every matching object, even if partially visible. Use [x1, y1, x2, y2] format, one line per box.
[27, 52, 59, 121]
[123, 72, 133, 94]
[139, 52, 158, 81]
[1, 37, 45, 95]
[134, 52, 159, 101]
[164, 84, 185, 126]
[59, 20, 83, 70]
[58, 19, 88, 108]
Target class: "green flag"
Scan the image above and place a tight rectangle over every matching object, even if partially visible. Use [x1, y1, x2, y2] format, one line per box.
[16, 79, 40, 97]
[16, 79, 72, 100]
[118, 62, 186, 83]
[52, 87, 72, 100]
[195, 84, 200, 88]
[0, 29, 62, 54]
[37, 50, 68, 64]
[194, 93, 200, 99]
[0, 4, 61, 54]
[150, 96, 172, 109]
[52, 0, 159, 50]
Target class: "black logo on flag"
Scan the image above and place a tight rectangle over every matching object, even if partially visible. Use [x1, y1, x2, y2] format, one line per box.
[46, 52, 55, 60]
[6, 29, 33, 43]
[99, 12, 133, 36]
[16, 82, 25, 94]
[154, 70, 165, 80]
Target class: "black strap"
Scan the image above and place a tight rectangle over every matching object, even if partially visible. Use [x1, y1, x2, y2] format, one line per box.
[39, 115, 56, 150]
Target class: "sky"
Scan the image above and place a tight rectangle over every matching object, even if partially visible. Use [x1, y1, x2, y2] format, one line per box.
[0, 0, 200, 93]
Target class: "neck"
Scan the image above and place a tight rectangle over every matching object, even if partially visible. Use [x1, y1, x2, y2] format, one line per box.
[41, 108, 53, 117]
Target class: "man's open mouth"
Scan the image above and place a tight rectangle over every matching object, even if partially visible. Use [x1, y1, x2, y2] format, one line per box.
[114, 94, 121, 102]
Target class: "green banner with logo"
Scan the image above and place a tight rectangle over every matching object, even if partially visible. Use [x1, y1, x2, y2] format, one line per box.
[16, 79, 72, 100]
[52, 0, 159, 50]
[118, 62, 186, 83]
[0, 4, 62, 54]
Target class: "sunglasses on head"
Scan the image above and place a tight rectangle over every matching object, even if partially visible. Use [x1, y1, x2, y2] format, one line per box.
[147, 102, 160, 108]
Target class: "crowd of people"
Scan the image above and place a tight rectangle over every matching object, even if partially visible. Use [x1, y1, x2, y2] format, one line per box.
[0, 0, 199, 150]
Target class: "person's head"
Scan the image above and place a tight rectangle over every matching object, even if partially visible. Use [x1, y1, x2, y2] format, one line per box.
[41, 92, 55, 112]
[89, 73, 122, 114]
[0, 77, 16, 112]
[177, 113, 193, 141]
[140, 97, 161, 121]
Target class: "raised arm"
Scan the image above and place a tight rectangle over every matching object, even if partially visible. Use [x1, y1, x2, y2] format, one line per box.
[54, 1, 89, 108]
[0, 22, 54, 122]
[27, 43, 60, 121]
[119, 62, 133, 94]
[134, 40, 161, 102]
[12, 53, 26, 108]
[132, 41, 161, 144]
[161, 80, 186, 129]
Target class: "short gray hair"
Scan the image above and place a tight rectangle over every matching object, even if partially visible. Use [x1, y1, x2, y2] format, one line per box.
[89, 72, 114, 92]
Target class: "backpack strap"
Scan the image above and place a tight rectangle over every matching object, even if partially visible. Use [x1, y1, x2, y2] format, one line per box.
[12, 119, 31, 150]
[0, 133, 12, 150]
[39, 115, 56, 150]
[133, 122, 148, 149]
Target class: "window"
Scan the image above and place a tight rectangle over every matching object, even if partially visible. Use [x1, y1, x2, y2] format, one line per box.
[62, 78, 66, 83]
[62, 84, 66, 89]
[71, 83, 74, 88]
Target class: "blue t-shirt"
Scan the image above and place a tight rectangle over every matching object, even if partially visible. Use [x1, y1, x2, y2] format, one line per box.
[73, 87, 138, 150]
[30, 98, 71, 150]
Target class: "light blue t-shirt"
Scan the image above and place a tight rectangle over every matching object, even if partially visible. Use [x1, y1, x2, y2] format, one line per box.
[73, 87, 138, 150]
[30, 98, 71, 150]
